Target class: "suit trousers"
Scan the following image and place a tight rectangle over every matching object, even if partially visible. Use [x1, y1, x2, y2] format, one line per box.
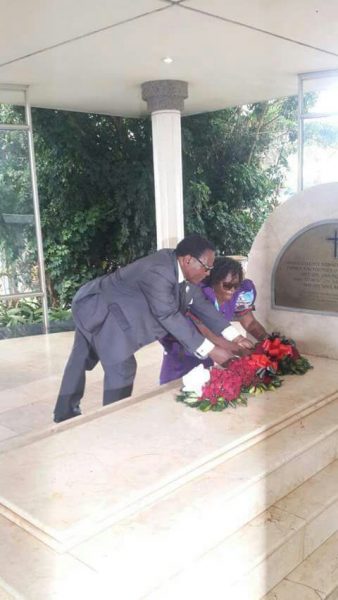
[53, 328, 137, 421]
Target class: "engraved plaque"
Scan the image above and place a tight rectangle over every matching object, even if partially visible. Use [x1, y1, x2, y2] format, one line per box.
[273, 221, 338, 314]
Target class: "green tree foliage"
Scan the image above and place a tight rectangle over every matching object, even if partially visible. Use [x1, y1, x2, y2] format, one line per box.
[1, 98, 302, 308]
[31, 110, 156, 305]
[0, 112, 39, 296]
[182, 97, 299, 254]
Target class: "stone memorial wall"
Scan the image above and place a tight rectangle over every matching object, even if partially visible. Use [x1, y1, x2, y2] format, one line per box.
[246, 183, 338, 359]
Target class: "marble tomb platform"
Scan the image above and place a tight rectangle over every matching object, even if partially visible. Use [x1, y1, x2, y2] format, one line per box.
[0, 332, 338, 598]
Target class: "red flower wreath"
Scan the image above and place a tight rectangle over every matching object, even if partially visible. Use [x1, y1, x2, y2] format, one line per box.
[177, 333, 312, 412]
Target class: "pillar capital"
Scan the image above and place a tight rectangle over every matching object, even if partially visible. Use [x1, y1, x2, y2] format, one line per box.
[141, 80, 188, 113]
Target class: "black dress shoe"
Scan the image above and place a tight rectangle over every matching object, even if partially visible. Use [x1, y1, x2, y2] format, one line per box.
[53, 406, 82, 423]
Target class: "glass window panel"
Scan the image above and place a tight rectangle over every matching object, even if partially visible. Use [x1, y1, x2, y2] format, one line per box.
[303, 75, 338, 114]
[0, 296, 44, 339]
[0, 88, 26, 125]
[303, 115, 338, 188]
[48, 305, 74, 334]
[0, 130, 41, 296]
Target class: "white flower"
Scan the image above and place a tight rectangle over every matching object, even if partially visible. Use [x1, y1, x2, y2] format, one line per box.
[182, 364, 210, 396]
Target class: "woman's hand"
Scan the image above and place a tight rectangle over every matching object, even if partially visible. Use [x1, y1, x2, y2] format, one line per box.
[233, 334, 254, 350]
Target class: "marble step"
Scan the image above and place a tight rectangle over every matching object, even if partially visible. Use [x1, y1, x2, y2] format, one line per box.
[0, 340, 163, 454]
[0, 362, 338, 554]
[142, 460, 338, 600]
[2, 459, 337, 600]
[67, 404, 338, 599]
[0, 514, 113, 600]
[0, 366, 337, 555]
[0, 357, 337, 599]
[264, 531, 338, 600]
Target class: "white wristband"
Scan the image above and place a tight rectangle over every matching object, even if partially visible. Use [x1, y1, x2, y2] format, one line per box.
[222, 325, 239, 342]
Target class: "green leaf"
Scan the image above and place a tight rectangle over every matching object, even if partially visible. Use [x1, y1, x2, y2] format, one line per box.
[200, 403, 212, 412]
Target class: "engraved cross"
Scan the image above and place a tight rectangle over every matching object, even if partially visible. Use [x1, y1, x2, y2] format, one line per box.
[326, 229, 338, 258]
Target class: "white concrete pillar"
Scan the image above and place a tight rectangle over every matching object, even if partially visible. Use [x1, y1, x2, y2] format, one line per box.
[142, 80, 188, 249]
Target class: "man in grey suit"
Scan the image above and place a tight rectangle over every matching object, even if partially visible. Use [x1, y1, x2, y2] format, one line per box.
[53, 234, 252, 422]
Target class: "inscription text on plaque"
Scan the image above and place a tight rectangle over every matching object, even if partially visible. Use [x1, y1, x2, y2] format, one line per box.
[274, 221, 338, 314]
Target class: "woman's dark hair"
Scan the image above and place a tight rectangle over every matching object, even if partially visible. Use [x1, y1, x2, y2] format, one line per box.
[205, 256, 243, 286]
[175, 233, 215, 258]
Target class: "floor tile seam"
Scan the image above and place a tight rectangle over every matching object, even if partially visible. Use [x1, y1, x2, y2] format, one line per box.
[227, 525, 307, 596]
[0, 380, 58, 394]
[0, 401, 53, 426]
[285, 530, 338, 594]
[0, 398, 31, 414]
[0, 405, 32, 417]
[285, 575, 326, 598]
[244, 513, 306, 569]
[0, 372, 59, 389]
[0, 438, 21, 455]
[270, 578, 323, 596]
[327, 585, 338, 600]
[269, 499, 338, 556]
[0, 424, 17, 436]
[231, 526, 308, 593]
[275, 492, 338, 525]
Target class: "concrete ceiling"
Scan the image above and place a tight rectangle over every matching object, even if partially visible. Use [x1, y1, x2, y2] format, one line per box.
[1, 0, 338, 116]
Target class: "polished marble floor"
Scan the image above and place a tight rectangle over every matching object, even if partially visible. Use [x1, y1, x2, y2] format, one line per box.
[0, 331, 163, 451]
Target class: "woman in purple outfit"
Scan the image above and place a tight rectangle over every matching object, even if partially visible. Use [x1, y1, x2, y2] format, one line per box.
[159, 256, 267, 384]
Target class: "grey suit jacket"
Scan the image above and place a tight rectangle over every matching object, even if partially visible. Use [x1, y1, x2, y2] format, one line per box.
[72, 249, 230, 365]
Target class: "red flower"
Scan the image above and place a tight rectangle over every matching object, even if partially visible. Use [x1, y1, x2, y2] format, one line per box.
[249, 353, 277, 372]
[261, 337, 293, 360]
[201, 368, 243, 403]
[291, 346, 301, 360]
[227, 357, 257, 387]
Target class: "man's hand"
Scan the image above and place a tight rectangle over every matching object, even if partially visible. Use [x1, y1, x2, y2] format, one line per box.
[209, 345, 234, 367]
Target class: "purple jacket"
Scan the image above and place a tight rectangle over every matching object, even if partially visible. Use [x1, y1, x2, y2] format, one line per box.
[159, 279, 256, 384]
[201, 279, 256, 321]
